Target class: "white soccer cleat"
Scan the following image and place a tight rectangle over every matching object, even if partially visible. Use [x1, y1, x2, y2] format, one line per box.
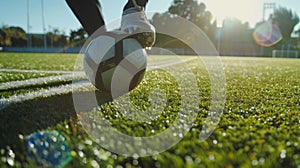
[121, 1, 156, 48]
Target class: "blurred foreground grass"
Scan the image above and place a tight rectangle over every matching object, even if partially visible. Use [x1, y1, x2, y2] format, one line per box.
[0, 53, 299, 167]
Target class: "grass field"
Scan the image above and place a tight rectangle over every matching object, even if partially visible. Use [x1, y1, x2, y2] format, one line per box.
[0, 52, 299, 167]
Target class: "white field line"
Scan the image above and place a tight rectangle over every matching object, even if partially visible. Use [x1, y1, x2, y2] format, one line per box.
[147, 58, 194, 70]
[0, 58, 195, 109]
[0, 73, 85, 90]
[0, 68, 73, 74]
[0, 81, 92, 109]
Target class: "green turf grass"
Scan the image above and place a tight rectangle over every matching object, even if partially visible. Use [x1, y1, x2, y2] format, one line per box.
[0, 54, 299, 167]
[0, 72, 60, 83]
[0, 53, 78, 71]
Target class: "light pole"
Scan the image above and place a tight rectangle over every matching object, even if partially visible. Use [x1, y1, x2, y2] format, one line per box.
[41, 0, 47, 48]
[49, 25, 54, 48]
[27, 0, 31, 48]
[262, 3, 276, 21]
[216, 19, 222, 55]
[260, 3, 276, 56]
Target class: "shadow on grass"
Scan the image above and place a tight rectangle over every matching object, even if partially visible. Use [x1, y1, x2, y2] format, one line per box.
[0, 90, 112, 149]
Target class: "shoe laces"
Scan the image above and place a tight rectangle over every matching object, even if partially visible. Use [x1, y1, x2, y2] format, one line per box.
[131, 0, 143, 11]
[131, 0, 149, 24]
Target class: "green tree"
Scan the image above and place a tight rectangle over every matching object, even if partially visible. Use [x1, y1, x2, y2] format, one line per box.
[221, 18, 257, 55]
[9, 26, 27, 47]
[69, 28, 87, 47]
[0, 27, 9, 46]
[0, 26, 27, 47]
[273, 6, 299, 41]
[46, 28, 68, 48]
[151, 12, 186, 48]
[168, 0, 216, 40]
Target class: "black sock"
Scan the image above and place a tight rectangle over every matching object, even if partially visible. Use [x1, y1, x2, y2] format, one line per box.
[123, 0, 148, 11]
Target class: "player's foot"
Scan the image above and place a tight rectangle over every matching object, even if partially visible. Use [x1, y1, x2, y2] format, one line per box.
[121, 0, 156, 49]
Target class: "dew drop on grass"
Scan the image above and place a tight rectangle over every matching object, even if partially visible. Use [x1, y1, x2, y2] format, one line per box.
[54, 151, 61, 159]
[82, 157, 87, 164]
[7, 157, 14, 167]
[93, 148, 100, 156]
[252, 160, 258, 166]
[209, 154, 215, 161]
[18, 134, 24, 140]
[100, 136, 105, 141]
[91, 160, 100, 168]
[78, 151, 84, 158]
[78, 143, 84, 150]
[185, 155, 193, 164]
[280, 149, 286, 159]
[141, 148, 147, 155]
[132, 153, 139, 160]
[228, 126, 235, 130]
[259, 157, 265, 164]
[52, 136, 57, 142]
[42, 149, 49, 156]
[8, 149, 15, 158]
[133, 159, 139, 166]
[85, 139, 93, 145]
[228, 107, 232, 113]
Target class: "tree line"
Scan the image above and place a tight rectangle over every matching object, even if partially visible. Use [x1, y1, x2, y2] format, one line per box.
[152, 0, 300, 55]
[0, 26, 87, 48]
[1, 0, 299, 55]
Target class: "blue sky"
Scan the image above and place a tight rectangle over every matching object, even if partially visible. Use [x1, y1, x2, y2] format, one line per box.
[0, 0, 299, 34]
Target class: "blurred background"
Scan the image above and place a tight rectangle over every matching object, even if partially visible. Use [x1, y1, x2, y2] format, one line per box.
[0, 0, 299, 57]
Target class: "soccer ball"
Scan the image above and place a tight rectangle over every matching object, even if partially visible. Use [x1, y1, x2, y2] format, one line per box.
[84, 31, 147, 98]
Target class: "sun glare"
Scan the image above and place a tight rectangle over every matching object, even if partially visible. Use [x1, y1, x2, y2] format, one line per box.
[202, 0, 262, 27]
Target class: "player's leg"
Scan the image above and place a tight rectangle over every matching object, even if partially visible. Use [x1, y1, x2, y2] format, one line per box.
[123, 0, 148, 10]
[66, 0, 106, 36]
[121, 0, 156, 48]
